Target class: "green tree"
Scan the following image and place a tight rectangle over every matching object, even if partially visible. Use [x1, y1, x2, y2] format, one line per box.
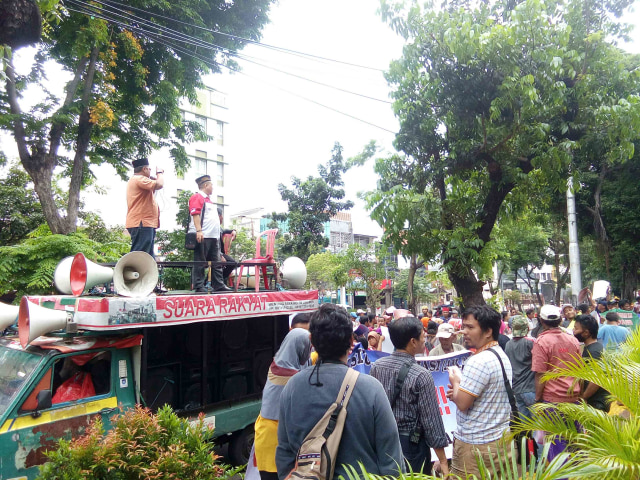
[306, 251, 341, 293]
[392, 268, 436, 311]
[0, 164, 46, 245]
[373, 0, 640, 307]
[274, 143, 354, 261]
[337, 244, 385, 313]
[1, 0, 273, 234]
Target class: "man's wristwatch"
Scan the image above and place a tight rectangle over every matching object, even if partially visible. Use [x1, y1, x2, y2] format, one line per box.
[157, 170, 164, 174]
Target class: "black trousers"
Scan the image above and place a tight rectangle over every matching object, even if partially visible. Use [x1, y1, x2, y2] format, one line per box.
[221, 253, 235, 281]
[399, 433, 432, 474]
[192, 238, 225, 290]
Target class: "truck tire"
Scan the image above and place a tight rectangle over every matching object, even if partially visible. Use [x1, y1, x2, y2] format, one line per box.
[228, 424, 254, 466]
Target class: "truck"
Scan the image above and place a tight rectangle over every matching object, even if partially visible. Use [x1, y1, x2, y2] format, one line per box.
[0, 289, 317, 480]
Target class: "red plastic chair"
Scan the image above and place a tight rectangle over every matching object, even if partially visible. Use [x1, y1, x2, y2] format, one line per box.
[235, 229, 278, 292]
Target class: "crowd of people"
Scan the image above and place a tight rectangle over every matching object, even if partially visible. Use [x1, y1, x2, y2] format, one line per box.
[252, 299, 636, 480]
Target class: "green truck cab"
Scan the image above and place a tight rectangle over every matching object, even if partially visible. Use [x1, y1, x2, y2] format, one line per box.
[0, 289, 317, 480]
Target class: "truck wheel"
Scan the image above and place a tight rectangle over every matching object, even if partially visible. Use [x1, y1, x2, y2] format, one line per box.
[228, 424, 254, 466]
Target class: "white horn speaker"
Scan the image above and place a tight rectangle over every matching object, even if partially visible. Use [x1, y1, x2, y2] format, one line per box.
[0, 302, 19, 330]
[19, 297, 71, 347]
[70, 253, 114, 296]
[113, 251, 158, 297]
[53, 256, 75, 294]
[281, 257, 307, 289]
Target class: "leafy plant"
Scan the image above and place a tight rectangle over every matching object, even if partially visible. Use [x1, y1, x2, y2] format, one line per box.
[512, 327, 640, 479]
[0, 227, 128, 298]
[37, 405, 241, 480]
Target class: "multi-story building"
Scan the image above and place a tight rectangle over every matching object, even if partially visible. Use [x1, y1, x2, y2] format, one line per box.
[162, 86, 229, 231]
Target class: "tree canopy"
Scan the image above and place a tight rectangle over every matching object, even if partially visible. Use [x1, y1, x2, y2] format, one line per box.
[1, 0, 274, 234]
[273, 143, 354, 261]
[368, 0, 640, 307]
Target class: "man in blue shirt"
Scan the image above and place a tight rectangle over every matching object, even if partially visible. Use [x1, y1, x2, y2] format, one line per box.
[597, 312, 630, 350]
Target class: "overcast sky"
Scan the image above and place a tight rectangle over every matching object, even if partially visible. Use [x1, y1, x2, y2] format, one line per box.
[5, 0, 640, 238]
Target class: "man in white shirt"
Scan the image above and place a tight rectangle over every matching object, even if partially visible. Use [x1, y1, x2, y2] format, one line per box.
[447, 305, 513, 478]
[188, 175, 231, 293]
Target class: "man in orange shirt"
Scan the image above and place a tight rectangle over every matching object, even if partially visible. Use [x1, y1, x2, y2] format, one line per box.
[125, 158, 164, 257]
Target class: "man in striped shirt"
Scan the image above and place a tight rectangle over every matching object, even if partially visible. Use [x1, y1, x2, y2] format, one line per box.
[370, 316, 449, 476]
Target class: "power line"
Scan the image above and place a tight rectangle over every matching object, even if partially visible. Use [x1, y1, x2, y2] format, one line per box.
[63, 4, 399, 134]
[70, 0, 387, 72]
[65, 0, 393, 104]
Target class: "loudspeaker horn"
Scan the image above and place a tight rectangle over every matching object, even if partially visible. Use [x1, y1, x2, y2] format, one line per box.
[53, 256, 75, 294]
[19, 297, 71, 347]
[113, 251, 158, 297]
[280, 256, 307, 289]
[70, 253, 114, 296]
[0, 302, 19, 331]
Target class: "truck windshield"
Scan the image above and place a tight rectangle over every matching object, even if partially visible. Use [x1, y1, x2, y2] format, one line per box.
[0, 345, 43, 417]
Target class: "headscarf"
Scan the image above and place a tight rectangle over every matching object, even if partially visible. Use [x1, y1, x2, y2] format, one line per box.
[260, 328, 311, 420]
[367, 331, 382, 350]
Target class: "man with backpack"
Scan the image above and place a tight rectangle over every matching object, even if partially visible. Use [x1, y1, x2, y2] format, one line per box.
[276, 304, 403, 480]
[370, 316, 449, 475]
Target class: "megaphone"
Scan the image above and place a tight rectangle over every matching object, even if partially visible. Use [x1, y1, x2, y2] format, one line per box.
[113, 251, 158, 297]
[0, 302, 19, 330]
[281, 257, 307, 289]
[53, 256, 75, 294]
[19, 297, 73, 347]
[70, 253, 114, 296]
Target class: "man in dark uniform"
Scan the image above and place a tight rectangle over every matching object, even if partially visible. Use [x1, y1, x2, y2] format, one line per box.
[217, 207, 237, 284]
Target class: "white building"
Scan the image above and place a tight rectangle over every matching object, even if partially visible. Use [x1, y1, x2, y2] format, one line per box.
[162, 86, 229, 231]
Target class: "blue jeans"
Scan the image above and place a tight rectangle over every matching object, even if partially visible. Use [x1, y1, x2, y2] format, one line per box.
[128, 225, 156, 258]
[515, 391, 537, 420]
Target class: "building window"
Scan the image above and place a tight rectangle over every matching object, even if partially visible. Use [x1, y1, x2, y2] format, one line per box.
[195, 158, 207, 176]
[216, 163, 224, 187]
[217, 154, 224, 163]
[216, 121, 224, 146]
[211, 91, 226, 107]
[195, 150, 207, 158]
[217, 195, 224, 204]
[195, 115, 207, 131]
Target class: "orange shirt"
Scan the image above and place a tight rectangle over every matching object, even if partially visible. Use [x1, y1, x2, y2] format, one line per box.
[125, 175, 159, 228]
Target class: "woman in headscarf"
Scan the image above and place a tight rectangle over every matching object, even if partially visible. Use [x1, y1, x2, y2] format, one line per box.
[254, 327, 311, 480]
[367, 330, 384, 351]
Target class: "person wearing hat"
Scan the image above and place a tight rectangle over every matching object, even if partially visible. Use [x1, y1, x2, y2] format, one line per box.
[188, 175, 230, 293]
[531, 304, 581, 461]
[125, 157, 164, 257]
[561, 304, 577, 330]
[504, 316, 536, 420]
[428, 323, 466, 356]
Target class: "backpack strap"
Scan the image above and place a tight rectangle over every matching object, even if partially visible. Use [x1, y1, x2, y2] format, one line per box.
[322, 368, 359, 440]
[390, 362, 412, 409]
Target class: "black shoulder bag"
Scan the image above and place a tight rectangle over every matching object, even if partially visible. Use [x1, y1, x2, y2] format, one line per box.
[185, 203, 205, 250]
[488, 348, 533, 461]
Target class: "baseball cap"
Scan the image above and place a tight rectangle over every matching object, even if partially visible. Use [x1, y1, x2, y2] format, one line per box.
[350, 312, 357, 318]
[540, 305, 562, 321]
[385, 306, 396, 315]
[511, 315, 529, 337]
[435, 323, 456, 339]
[607, 300, 618, 306]
[561, 304, 574, 313]
[356, 309, 365, 314]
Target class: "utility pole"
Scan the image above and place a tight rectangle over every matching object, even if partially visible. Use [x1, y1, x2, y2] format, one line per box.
[567, 177, 582, 304]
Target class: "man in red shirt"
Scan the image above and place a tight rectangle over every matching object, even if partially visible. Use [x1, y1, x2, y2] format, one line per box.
[125, 158, 164, 257]
[188, 175, 230, 293]
[532, 304, 581, 460]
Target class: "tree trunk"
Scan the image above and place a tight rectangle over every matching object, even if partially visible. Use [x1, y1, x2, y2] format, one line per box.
[4, 46, 97, 235]
[407, 254, 417, 315]
[621, 261, 638, 301]
[448, 269, 485, 309]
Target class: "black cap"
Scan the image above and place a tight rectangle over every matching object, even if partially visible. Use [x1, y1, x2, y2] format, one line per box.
[132, 158, 149, 168]
[196, 175, 212, 188]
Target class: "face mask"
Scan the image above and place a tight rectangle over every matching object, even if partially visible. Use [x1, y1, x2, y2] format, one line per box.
[573, 331, 586, 342]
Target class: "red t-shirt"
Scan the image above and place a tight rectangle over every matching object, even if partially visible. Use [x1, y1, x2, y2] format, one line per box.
[531, 328, 581, 402]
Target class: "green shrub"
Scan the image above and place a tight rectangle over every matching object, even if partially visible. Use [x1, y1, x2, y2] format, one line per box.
[37, 405, 241, 480]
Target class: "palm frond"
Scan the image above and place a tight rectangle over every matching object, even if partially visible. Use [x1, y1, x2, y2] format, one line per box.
[511, 403, 640, 479]
[539, 353, 640, 416]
